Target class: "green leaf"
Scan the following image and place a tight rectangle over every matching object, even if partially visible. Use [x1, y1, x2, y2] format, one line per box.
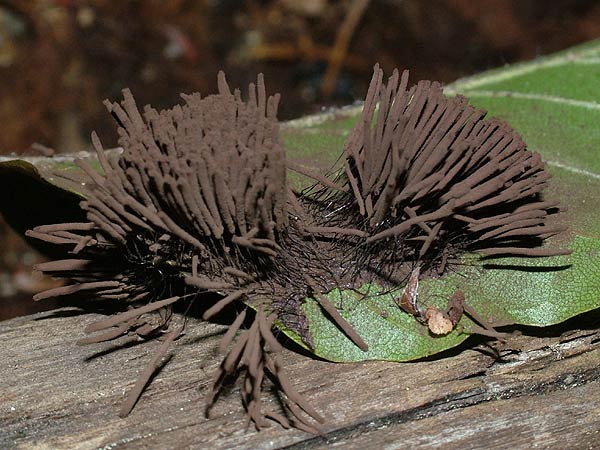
[0, 158, 85, 258]
[0, 151, 119, 257]
[284, 235, 599, 363]
[279, 39, 600, 362]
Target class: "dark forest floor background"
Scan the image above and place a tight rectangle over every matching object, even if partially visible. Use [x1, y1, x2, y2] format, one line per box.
[2, 0, 600, 320]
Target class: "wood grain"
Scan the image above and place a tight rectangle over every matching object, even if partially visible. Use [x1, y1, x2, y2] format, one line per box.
[1, 308, 599, 449]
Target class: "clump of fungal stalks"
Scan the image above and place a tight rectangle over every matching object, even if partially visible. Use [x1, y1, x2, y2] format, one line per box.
[28, 73, 326, 430]
[306, 64, 569, 281]
[27, 66, 569, 433]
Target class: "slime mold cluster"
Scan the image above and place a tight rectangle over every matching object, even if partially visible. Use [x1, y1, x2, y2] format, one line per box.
[27, 65, 568, 432]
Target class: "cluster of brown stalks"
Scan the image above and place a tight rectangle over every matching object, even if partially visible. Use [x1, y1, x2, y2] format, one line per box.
[208, 308, 325, 433]
[27, 66, 568, 433]
[311, 65, 569, 272]
[28, 72, 288, 304]
[27, 73, 324, 430]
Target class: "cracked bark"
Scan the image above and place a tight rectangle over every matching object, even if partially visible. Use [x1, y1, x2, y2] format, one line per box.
[1, 308, 599, 450]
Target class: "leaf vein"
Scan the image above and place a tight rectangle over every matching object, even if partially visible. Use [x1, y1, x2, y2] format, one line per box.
[546, 160, 600, 181]
[458, 90, 600, 111]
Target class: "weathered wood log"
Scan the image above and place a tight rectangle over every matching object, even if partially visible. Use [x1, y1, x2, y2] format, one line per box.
[1, 308, 599, 449]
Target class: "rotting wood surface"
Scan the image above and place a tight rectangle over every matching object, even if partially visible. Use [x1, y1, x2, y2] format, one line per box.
[1, 308, 599, 450]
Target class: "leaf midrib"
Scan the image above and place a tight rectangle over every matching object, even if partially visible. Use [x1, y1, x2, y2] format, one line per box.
[447, 38, 600, 92]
